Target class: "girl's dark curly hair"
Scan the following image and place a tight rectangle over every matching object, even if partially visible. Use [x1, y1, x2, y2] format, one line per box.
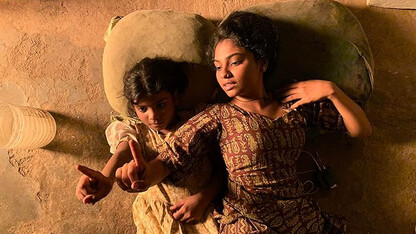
[123, 57, 188, 117]
[209, 11, 279, 79]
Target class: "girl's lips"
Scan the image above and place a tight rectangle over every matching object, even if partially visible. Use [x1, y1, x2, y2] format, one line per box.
[223, 82, 236, 91]
[152, 121, 164, 127]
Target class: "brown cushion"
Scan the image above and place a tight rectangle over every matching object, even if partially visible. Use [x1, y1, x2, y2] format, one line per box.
[102, 10, 216, 116]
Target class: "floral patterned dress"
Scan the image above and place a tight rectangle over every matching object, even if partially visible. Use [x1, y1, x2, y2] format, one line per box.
[160, 101, 348, 233]
[106, 113, 219, 234]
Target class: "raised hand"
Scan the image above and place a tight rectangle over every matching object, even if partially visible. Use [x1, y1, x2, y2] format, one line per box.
[115, 140, 149, 192]
[75, 165, 113, 205]
[279, 80, 337, 109]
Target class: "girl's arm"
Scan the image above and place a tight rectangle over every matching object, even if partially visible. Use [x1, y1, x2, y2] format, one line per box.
[170, 154, 226, 223]
[281, 80, 372, 137]
[75, 141, 133, 204]
[101, 141, 132, 180]
[326, 83, 372, 137]
[116, 107, 221, 193]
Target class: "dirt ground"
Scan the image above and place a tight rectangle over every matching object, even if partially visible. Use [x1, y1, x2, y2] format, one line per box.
[0, 0, 415, 233]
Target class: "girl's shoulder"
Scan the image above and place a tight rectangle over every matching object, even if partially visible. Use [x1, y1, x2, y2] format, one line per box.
[109, 114, 156, 137]
[198, 103, 230, 116]
[110, 114, 142, 126]
[177, 103, 226, 125]
[180, 103, 225, 116]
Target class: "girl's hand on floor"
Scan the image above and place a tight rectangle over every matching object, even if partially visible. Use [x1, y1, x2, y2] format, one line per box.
[170, 193, 208, 223]
[75, 165, 113, 205]
[279, 80, 337, 109]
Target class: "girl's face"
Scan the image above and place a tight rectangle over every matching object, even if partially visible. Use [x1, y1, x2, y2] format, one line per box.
[133, 90, 177, 134]
[213, 39, 266, 99]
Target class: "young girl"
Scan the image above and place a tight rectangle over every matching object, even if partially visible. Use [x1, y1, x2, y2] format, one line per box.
[75, 57, 222, 233]
[116, 12, 371, 233]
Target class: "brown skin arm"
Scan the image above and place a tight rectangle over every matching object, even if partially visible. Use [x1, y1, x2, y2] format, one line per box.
[170, 152, 226, 223]
[280, 80, 372, 137]
[75, 141, 133, 204]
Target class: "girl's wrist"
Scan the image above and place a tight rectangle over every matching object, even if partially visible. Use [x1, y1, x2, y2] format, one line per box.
[147, 158, 171, 187]
[326, 81, 339, 100]
[100, 171, 115, 183]
[194, 191, 210, 208]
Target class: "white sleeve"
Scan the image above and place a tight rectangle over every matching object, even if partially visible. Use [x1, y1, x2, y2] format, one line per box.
[105, 120, 138, 154]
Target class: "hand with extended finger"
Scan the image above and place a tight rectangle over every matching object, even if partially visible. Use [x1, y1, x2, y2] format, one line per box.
[170, 193, 208, 223]
[75, 165, 113, 205]
[115, 140, 149, 192]
[280, 80, 338, 109]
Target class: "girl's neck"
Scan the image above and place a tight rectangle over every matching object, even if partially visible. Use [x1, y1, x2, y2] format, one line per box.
[232, 96, 271, 106]
[231, 94, 285, 120]
[157, 129, 171, 135]
[232, 88, 271, 108]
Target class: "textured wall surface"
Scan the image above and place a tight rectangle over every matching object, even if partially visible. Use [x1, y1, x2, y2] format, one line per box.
[0, 0, 415, 233]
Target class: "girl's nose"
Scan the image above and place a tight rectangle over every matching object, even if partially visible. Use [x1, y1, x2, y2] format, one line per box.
[221, 66, 232, 79]
[148, 109, 159, 120]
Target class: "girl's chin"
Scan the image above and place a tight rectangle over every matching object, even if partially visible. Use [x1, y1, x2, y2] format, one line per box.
[222, 90, 238, 98]
[150, 125, 167, 131]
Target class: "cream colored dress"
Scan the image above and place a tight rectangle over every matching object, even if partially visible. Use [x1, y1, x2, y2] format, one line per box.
[106, 115, 219, 234]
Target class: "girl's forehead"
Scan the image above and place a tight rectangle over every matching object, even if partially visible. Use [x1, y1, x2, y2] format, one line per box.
[214, 39, 246, 60]
[136, 91, 172, 105]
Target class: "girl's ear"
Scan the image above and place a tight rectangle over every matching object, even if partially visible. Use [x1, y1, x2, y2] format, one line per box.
[173, 91, 180, 106]
[259, 59, 269, 73]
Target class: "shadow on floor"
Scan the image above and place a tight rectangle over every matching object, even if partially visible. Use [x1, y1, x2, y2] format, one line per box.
[44, 111, 110, 159]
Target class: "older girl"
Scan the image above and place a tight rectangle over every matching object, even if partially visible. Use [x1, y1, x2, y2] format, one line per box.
[116, 12, 371, 233]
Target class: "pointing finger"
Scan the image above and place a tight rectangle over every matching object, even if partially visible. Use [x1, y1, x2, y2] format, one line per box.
[129, 140, 140, 167]
[127, 161, 139, 188]
[76, 165, 99, 180]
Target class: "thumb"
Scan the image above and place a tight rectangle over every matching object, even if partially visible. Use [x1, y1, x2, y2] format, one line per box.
[170, 199, 185, 211]
[82, 195, 97, 205]
[131, 180, 149, 192]
[129, 140, 145, 167]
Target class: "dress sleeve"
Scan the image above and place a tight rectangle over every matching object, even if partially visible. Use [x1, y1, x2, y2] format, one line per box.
[296, 100, 348, 133]
[105, 120, 138, 154]
[159, 105, 221, 183]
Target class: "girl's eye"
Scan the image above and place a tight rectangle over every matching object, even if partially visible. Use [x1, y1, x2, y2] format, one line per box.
[157, 102, 166, 109]
[231, 60, 241, 66]
[214, 64, 222, 71]
[138, 107, 147, 112]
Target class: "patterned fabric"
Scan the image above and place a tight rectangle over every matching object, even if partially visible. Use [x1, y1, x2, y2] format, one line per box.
[160, 100, 347, 233]
[106, 113, 219, 234]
